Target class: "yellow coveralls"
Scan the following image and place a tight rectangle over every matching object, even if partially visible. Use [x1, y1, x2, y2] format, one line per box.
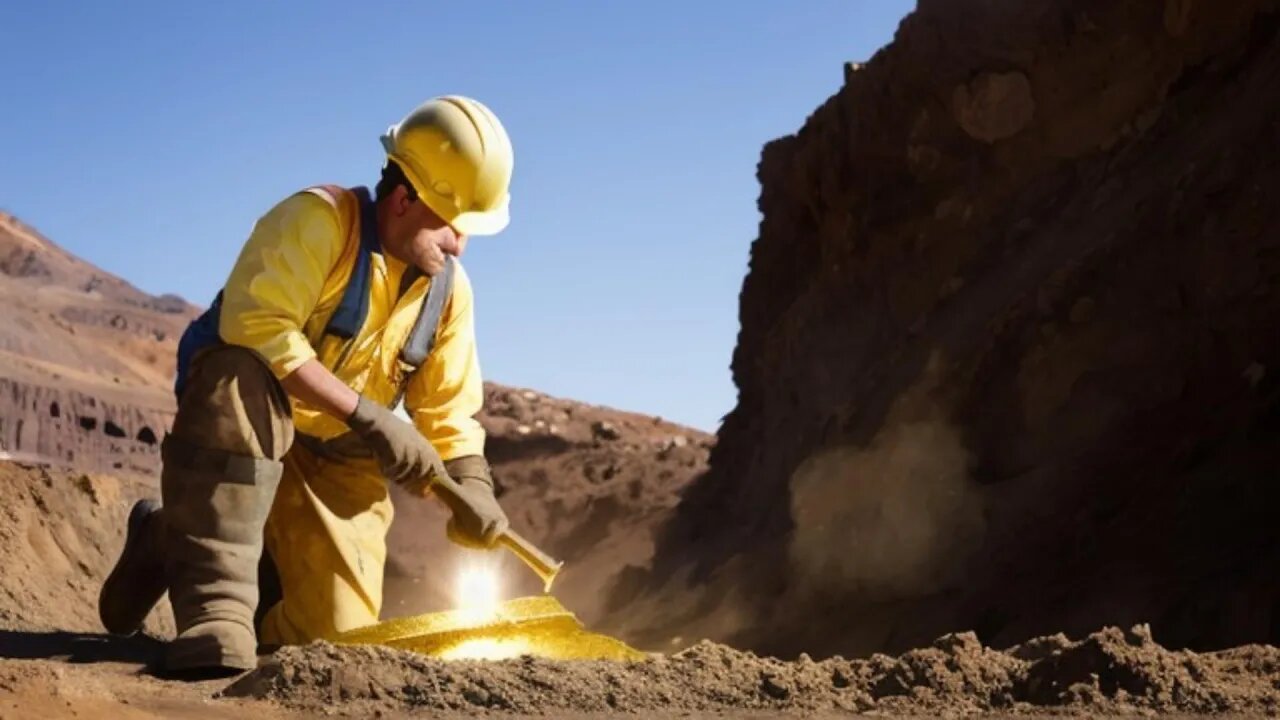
[211, 185, 485, 644]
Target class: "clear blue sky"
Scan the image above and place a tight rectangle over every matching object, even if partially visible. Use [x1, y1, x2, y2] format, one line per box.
[0, 1, 913, 431]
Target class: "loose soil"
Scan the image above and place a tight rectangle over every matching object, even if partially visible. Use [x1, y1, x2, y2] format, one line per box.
[5, 460, 1280, 718]
[223, 625, 1280, 717]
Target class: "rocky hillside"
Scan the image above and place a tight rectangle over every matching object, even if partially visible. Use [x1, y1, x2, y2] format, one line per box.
[627, 0, 1280, 659]
[0, 211, 198, 476]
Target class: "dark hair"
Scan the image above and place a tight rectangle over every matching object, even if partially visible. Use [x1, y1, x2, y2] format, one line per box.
[375, 159, 418, 202]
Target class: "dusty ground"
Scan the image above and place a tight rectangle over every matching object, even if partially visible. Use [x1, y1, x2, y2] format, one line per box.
[4, 461, 1280, 718]
[226, 625, 1280, 716]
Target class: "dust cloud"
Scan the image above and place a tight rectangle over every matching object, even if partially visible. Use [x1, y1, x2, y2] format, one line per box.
[787, 360, 986, 601]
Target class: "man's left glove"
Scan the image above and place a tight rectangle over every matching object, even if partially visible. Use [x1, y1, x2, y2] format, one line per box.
[440, 455, 509, 549]
[345, 395, 447, 490]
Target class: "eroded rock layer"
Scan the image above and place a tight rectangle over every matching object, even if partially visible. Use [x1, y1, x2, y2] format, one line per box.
[633, 0, 1280, 659]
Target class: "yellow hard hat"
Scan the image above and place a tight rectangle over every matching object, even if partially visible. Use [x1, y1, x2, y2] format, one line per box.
[380, 96, 514, 236]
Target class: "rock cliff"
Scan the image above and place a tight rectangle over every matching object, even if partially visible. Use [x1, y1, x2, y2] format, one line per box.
[630, 0, 1280, 659]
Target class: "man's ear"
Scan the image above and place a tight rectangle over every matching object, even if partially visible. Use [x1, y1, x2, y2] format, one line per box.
[392, 184, 416, 216]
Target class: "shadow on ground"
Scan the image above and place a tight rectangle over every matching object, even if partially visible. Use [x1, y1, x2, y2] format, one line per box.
[0, 630, 163, 665]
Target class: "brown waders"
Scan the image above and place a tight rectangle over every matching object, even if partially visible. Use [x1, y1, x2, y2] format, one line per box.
[100, 344, 292, 675]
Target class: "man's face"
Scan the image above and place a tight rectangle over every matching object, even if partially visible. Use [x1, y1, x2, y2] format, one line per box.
[382, 184, 468, 276]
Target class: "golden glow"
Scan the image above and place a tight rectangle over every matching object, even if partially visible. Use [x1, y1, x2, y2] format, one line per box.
[334, 595, 648, 662]
[438, 637, 532, 661]
[454, 564, 501, 623]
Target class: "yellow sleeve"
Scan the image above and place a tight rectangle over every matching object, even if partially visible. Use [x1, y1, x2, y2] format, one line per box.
[404, 261, 487, 461]
[217, 192, 345, 378]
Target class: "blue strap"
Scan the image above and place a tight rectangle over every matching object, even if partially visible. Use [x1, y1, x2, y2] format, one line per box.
[324, 186, 379, 339]
[400, 255, 455, 368]
[173, 291, 225, 399]
[174, 185, 451, 402]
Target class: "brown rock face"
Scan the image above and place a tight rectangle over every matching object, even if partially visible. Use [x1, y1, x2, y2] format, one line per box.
[0, 211, 197, 477]
[0, 377, 170, 477]
[632, 0, 1280, 659]
[952, 71, 1036, 143]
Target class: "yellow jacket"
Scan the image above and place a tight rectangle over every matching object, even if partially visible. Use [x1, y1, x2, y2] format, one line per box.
[214, 186, 485, 460]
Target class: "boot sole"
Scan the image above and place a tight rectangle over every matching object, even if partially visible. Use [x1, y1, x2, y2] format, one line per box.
[99, 498, 164, 636]
[164, 630, 259, 676]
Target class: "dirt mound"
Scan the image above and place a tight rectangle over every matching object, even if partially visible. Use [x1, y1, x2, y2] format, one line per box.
[0, 461, 173, 636]
[632, 0, 1280, 659]
[221, 624, 1280, 716]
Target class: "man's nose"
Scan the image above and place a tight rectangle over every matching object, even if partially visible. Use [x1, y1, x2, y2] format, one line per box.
[439, 232, 461, 257]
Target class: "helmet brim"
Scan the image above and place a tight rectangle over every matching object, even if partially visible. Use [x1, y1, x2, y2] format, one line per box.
[448, 195, 510, 237]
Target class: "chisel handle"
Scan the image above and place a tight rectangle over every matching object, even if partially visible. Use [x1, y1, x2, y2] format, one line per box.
[498, 529, 564, 593]
[423, 469, 564, 592]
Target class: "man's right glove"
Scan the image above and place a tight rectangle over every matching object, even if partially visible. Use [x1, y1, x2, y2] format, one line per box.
[440, 455, 510, 549]
[346, 395, 446, 491]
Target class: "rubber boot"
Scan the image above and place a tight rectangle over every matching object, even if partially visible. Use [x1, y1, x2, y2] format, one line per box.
[98, 498, 168, 636]
[160, 435, 282, 676]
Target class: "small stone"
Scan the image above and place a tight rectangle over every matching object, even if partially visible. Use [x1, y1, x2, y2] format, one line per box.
[521, 390, 538, 401]
[74, 475, 100, 504]
[506, 393, 530, 415]
[592, 420, 621, 441]
[933, 631, 982, 653]
[516, 424, 532, 435]
[1125, 623, 1154, 646]
[761, 672, 791, 700]
[843, 61, 864, 84]
[952, 71, 1035, 143]
[462, 685, 492, 706]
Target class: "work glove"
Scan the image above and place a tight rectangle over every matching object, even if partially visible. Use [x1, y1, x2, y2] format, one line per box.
[346, 395, 447, 490]
[439, 455, 509, 549]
